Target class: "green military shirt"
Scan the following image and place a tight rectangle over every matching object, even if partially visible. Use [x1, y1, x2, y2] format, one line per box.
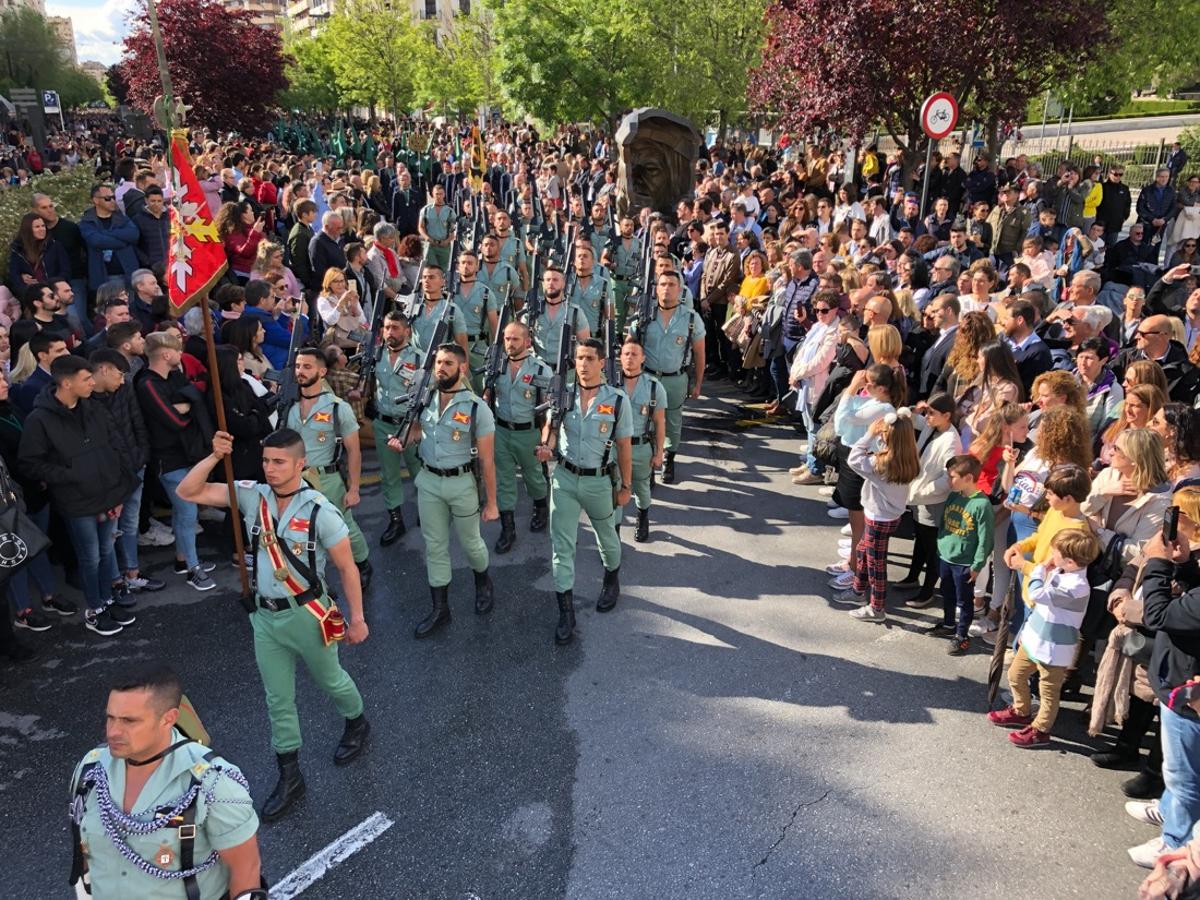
[418, 389, 496, 469]
[497, 233, 526, 273]
[71, 730, 258, 900]
[373, 343, 423, 418]
[420, 203, 454, 241]
[285, 390, 358, 469]
[586, 224, 610, 262]
[477, 259, 521, 303]
[610, 236, 642, 281]
[410, 296, 468, 354]
[235, 482, 349, 600]
[493, 353, 552, 425]
[624, 372, 664, 441]
[533, 301, 586, 368]
[454, 281, 497, 344]
[643, 305, 705, 375]
[567, 272, 613, 334]
[557, 383, 634, 469]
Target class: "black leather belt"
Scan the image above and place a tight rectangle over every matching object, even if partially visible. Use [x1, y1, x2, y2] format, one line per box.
[316, 464, 340, 474]
[631, 436, 652, 446]
[256, 592, 312, 612]
[557, 456, 607, 477]
[378, 413, 403, 426]
[425, 463, 474, 477]
[496, 416, 535, 431]
[647, 368, 683, 378]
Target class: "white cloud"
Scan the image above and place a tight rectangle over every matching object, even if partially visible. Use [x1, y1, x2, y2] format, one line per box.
[46, 0, 137, 67]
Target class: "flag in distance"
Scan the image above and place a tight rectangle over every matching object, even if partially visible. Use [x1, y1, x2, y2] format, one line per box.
[469, 125, 487, 192]
[167, 132, 227, 318]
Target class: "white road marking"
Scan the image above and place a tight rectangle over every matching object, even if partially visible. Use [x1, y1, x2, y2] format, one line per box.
[271, 811, 394, 899]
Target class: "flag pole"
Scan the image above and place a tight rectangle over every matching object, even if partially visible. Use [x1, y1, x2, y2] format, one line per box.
[148, 0, 250, 600]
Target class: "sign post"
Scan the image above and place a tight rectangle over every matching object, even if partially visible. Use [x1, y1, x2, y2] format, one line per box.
[41, 90, 63, 131]
[918, 91, 959, 216]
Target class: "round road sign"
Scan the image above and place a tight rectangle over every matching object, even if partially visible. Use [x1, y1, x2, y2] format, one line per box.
[920, 92, 959, 140]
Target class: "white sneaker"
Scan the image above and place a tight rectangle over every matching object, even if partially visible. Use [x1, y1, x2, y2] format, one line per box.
[849, 605, 885, 623]
[137, 529, 174, 547]
[825, 561, 849, 576]
[838, 546, 851, 559]
[1128, 835, 1169, 868]
[840, 523, 852, 536]
[827, 507, 849, 520]
[147, 518, 173, 539]
[838, 538, 852, 547]
[820, 487, 836, 498]
[798, 441, 810, 455]
[828, 570, 856, 590]
[832, 588, 866, 605]
[968, 618, 998, 638]
[788, 465, 807, 476]
[1126, 800, 1165, 828]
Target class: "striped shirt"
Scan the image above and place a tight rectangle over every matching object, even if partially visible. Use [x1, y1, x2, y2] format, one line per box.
[1018, 564, 1090, 667]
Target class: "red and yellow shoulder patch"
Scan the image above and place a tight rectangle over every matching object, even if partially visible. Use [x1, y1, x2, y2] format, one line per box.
[452, 410, 472, 425]
[597, 404, 614, 415]
[312, 411, 333, 423]
[287, 517, 310, 533]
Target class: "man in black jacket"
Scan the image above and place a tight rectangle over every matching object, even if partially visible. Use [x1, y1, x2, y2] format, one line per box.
[308, 212, 347, 286]
[916, 294, 959, 400]
[18, 356, 136, 636]
[12, 330, 69, 414]
[1111, 314, 1199, 403]
[90, 348, 163, 597]
[1096, 166, 1133, 243]
[1002, 298, 1053, 395]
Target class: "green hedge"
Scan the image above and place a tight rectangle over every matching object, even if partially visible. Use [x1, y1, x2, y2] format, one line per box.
[0, 166, 101, 288]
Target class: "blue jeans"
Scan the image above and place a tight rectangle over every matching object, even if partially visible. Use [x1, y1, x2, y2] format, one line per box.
[1007, 511, 1038, 646]
[939, 560, 975, 638]
[112, 469, 145, 575]
[769, 355, 789, 403]
[6, 505, 55, 614]
[158, 467, 199, 570]
[801, 402, 825, 475]
[1160, 704, 1200, 848]
[64, 514, 117, 612]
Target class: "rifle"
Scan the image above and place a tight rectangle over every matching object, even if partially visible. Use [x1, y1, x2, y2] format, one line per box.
[446, 235, 461, 293]
[273, 301, 306, 424]
[562, 223, 580, 304]
[353, 272, 395, 393]
[524, 242, 541, 315]
[600, 279, 619, 385]
[632, 235, 656, 342]
[536, 312, 577, 435]
[483, 286, 515, 402]
[392, 300, 454, 449]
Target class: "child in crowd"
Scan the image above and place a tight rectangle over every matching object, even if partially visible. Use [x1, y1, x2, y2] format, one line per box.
[835, 407, 920, 622]
[930, 454, 994, 655]
[990, 527, 1101, 748]
[1001, 462, 1093, 587]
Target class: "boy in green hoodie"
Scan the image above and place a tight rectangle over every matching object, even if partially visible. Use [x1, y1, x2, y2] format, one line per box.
[929, 455, 994, 655]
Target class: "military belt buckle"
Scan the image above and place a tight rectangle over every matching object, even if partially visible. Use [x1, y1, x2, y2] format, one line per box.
[305, 541, 317, 552]
[263, 597, 279, 612]
[178, 824, 197, 840]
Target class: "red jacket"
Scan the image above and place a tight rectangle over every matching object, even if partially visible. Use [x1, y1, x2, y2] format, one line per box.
[223, 226, 264, 275]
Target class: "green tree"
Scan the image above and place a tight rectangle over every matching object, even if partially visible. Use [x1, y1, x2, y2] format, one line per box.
[0, 8, 64, 92]
[412, 14, 502, 119]
[56, 68, 105, 109]
[324, 0, 418, 118]
[279, 30, 342, 113]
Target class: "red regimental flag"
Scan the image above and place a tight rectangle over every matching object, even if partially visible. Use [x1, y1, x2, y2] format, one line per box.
[167, 132, 227, 318]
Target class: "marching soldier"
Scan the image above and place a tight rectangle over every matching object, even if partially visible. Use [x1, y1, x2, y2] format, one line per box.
[566, 243, 613, 335]
[410, 264, 469, 355]
[618, 337, 665, 542]
[655, 252, 694, 309]
[477, 232, 522, 304]
[602, 214, 642, 330]
[485, 320, 552, 553]
[285, 348, 373, 587]
[641, 271, 705, 485]
[535, 338, 633, 645]
[452, 249, 499, 392]
[491, 209, 529, 294]
[585, 201, 611, 262]
[177, 429, 370, 822]
[531, 265, 591, 369]
[389, 343, 500, 638]
[69, 664, 264, 899]
[418, 182, 456, 271]
[372, 311, 423, 545]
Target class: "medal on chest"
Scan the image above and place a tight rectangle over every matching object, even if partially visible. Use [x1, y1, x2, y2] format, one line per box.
[675, 335, 685, 345]
[156, 842, 175, 868]
[640, 404, 649, 416]
[599, 422, 609, 434]
[452, 430, 462, 442]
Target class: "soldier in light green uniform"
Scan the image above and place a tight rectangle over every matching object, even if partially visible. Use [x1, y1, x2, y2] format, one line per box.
[653, 251, 694, 309]
[284, 348, 373, 587]
[485, 319, 552, 554]
[176, 429, 370, 823]
[602, 214, 642, 331]
[478, 233, 522, 306]
[69, 665, 262, 899]
[618, 337, 666, 543]
[452, 249, 500, 393]
[586, 202, 612, 263]
[566, 243, 613, 335]
[492, 209, 529, 295]
[372, 311, 423, 545]
[410, 264, 469, 356]
[531, 265, 592, 369]
[418, 183, 456, 270]
[640, 271, 706, 485]
[535, 338, 633, 645]
[390, 343, 500, 639]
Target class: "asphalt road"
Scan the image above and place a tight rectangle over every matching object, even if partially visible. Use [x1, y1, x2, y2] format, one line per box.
[0, 384, 1155, 899]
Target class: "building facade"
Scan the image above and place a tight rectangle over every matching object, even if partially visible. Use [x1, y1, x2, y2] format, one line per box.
[47, 15, 77, 65]
[222, 0, 285, 29]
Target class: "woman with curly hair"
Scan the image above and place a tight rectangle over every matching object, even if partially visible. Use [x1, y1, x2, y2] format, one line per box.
[1029, 368, 1089, 435]
[215, 200, 265, 283]
[934, 310, 995, 400]
[1151, 402, 1200, 487]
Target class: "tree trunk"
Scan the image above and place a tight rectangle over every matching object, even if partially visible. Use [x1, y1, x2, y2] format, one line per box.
[717, 108, 727, 144]
[985, 117, 1003, 164]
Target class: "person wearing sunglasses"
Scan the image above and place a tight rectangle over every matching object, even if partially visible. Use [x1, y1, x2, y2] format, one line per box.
[1096, 166, 1132, 245]
[787, 290, 841, 484]
[79, 183, 140, 296]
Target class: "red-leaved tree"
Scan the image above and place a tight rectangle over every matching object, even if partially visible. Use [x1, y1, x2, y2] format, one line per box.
[119, 0, 287, 135]
[749, 0, 1109, 174]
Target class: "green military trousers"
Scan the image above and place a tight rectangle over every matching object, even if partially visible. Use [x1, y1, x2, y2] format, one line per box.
[251, 605, 364, 754]
[372, 419, 422, 509]
[468, 345, 487, 395]
[613, 281, 633, 335]
[659, 372, 688, 453]
[423, 242, 451, 271]
[549, 467, 620, 592]
[495, 424, 548, 512]
[414, 468, 489, 587]
[625, 441, 653, 512]
[315, 471, 369, 564]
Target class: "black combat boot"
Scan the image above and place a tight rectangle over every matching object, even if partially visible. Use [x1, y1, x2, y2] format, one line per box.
[380, 508, 406, 547]
[333, 714, 370, 765]
[555, 590, 575, 645]
[494, 511, 517, 554]
[474, 568, 494, 614]
[596, 567, 620, 612]
[261, 751, 305, 822]
[661, 452, 677, 484]
[414, 585, 451, 638]
[356, 559, 373, 591]
[529, 497, 549, 532]
[634, 507, 650, 542]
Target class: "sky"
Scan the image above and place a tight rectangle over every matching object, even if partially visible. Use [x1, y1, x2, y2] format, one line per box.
[47, 0, 136, 67]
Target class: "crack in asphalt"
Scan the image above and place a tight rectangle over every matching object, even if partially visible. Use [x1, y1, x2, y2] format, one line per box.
[752, 789, 833, 871]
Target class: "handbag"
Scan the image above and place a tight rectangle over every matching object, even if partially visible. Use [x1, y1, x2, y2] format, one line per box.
[811, 418, 842, 466]
[0, 460, 50, 576]
[1120, 628, 1154, 667]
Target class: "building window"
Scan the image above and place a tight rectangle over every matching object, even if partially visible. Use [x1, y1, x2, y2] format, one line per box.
[424, 0, 436, 16]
